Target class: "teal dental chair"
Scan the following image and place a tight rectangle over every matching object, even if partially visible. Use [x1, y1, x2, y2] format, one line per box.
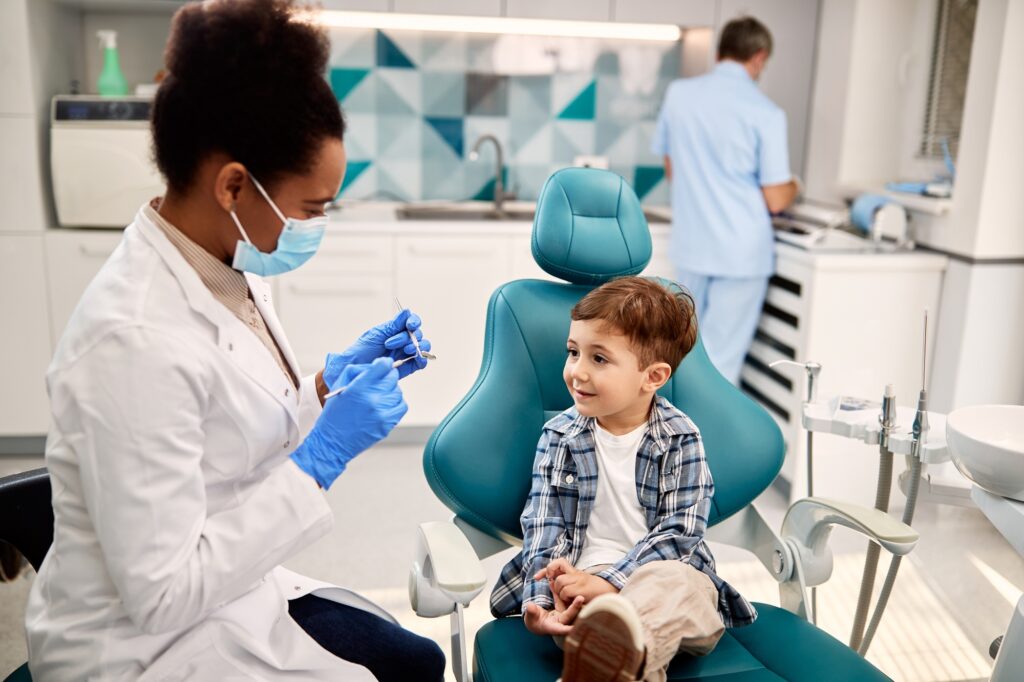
[408, 168, 918, 682]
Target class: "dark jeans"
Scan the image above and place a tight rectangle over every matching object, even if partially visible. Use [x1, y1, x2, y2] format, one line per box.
[288, 594, 446, 682]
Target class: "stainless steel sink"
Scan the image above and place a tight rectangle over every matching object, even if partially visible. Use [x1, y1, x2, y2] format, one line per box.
[395, 201, 671, 224]
[396, 203, 534, 221]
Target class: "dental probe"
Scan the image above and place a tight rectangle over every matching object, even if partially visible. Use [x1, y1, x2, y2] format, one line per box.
[323, 356, 419, 400]
[394, 297, 437, 361]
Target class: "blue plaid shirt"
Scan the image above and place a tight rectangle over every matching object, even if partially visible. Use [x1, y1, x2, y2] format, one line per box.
[490, 396, 757, 628]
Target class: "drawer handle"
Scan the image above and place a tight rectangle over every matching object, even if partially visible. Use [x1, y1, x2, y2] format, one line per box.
[406, 245, 493, 258]
[287, 284, 380, 296]
[78, 245, 112, 258]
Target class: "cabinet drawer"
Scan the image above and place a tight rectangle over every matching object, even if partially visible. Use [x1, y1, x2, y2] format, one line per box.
[276, 273, 394, 374]
[45, 230, 124, 340]
[0, 234, 51, 434]
[297, 232, 394, 275]
[396, 235, 512, 426]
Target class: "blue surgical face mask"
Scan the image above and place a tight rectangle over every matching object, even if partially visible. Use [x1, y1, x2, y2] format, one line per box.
[229, 175, 328, 277]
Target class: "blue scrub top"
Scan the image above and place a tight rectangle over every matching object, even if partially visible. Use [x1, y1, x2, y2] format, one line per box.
[651, 61, 791, 278]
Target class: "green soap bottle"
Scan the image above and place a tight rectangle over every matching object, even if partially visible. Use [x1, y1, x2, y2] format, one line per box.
[96, 30, 128, 96]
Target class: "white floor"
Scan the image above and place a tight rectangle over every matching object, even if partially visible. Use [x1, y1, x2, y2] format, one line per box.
[2, 441, 1020, 681]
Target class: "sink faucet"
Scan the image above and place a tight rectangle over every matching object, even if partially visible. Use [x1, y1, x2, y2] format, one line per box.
[469, 134, 509, 212]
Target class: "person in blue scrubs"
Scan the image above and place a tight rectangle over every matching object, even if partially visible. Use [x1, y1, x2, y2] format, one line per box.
[651, 17, 798, 384]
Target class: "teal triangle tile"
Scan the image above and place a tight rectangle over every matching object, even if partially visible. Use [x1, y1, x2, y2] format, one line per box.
[511, 164, 554, 202]
[465, 74, 508, 117]
[509, 76, 551, 120]
[421, 160, 464, 200]
[340, 160, 371, 196]
[343, 113, 376, 160]
[422, 72, 465, 117]
[596, 121, 628, 155]
[554, 121, 596, 158]
[376, 30, 415, 68]
[558, 80, 596, 120]
[510, 120, 551, 165]
[377, 115, 421, 157]
[329, 29, 374, 68]
[378, 69, 422, 114]
[376, 166, 411, 202]
[340, 72, 377, 113]
[338, 165, 375, 199]
[375, 75, 416, 117]
[658, 46, 681, 77]
[424, 117, 463, 158]
[633, 166, 665, 201]
[420, 33, 467, 71]
[330, 68, 370, 102]
[377, 160, 421, 201]
[470, 167, 509, 201]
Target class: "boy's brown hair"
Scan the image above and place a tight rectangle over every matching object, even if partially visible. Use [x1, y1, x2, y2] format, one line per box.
[571, 276, 698, 373]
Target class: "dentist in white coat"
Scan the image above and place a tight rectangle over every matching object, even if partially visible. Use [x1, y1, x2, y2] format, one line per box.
[24, 1, 444, 679]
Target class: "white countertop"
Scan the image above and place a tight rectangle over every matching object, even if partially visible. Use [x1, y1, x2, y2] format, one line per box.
[326, 200, 673, 235]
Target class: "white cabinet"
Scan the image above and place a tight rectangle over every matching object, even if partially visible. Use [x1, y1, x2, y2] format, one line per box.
[506, 0, 610, 21]
[0, 235, 52, 435]
[740, 244, 948, 507]
[0, 0, 34, 116]
[396, 234, 513, 425]
[0, 116, 48, 233]
[276, 232, 395, 374]
[45, 229, 124, 341]
[612, 0, 716, 26]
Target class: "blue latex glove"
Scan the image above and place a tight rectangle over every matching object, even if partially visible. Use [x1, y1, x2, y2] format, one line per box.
[324, 309, 432, 385]
[291, 357, 407, 489]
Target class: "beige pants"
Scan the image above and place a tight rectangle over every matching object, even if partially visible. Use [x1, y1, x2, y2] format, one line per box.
[557, 562, 725, 682]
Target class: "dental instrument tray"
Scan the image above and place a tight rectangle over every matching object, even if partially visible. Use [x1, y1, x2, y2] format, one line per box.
[801, 396, 949, 464]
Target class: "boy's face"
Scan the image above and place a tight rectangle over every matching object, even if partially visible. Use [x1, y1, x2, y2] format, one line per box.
[563, 319, 671, 430]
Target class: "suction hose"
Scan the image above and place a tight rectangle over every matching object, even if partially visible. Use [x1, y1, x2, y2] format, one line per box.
[858, 453, 923, 655]
[849, 444, 893, 650]
[850, 385, 898, 649]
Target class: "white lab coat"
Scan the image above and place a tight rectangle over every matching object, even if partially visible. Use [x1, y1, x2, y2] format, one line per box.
[25, 206, 383, 680]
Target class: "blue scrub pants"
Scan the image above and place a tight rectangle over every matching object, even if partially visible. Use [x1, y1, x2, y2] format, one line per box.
[289, 595, 446, 681]
[675, 270, 769, 385]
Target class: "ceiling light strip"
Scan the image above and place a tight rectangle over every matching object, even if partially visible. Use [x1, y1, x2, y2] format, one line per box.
[306, 10, 681, 42]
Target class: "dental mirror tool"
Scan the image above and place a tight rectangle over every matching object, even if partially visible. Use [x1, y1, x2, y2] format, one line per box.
[394, 297, 437, 361]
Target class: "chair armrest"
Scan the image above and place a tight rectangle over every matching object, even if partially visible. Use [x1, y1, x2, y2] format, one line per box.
[782, 496, 919, 587]
[409, 521, 487, 618]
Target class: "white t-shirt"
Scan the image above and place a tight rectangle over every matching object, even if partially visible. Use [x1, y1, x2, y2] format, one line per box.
[575, 422, 650, 570]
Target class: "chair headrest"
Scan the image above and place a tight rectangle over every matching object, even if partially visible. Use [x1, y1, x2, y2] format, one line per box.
[531, 168, 652, 285]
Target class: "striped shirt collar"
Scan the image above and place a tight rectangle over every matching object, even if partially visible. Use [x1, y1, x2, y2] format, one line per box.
[144, 199, 251, 308]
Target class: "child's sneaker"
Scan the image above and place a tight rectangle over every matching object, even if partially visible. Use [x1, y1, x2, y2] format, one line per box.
[561, 594, 645, 682]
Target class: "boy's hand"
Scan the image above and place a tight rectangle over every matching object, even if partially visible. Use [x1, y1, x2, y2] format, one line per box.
[523, 597, 585, 636]
[535, 559, 618, 603]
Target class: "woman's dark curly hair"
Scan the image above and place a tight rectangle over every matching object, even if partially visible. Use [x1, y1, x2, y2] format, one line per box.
[152, 0, 345, 193]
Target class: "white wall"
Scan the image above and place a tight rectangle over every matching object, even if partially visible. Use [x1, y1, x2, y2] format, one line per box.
[804, 0, 944, 203]
[802, 0, 1024, 411]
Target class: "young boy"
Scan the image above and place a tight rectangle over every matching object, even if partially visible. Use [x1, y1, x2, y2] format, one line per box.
[490, 277, 756, 682]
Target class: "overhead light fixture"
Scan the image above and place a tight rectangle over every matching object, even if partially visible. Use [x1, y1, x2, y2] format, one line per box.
[303, 10, 681, 42]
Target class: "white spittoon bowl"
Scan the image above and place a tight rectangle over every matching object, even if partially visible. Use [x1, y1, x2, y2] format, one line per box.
[946, 404, 1024, 502]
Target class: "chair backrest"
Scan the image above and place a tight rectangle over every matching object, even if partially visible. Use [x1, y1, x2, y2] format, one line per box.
[0, 468, 53, 572]
[423, 168, 784, 545]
